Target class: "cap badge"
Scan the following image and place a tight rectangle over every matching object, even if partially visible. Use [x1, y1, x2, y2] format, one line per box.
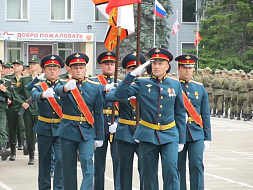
[186, 55, 191, 59]
[32, 58, 34, 60]
[155, 48, 160, 53]
[132, 52, 137, 56]
[107, 52, 112, 55]
[51, 56, 55, 60]
[75, 53, 80, 58]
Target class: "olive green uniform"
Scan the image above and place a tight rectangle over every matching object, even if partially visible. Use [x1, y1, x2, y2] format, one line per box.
[13, 75, 38, 164]
[201, 74, 213, 112]
[211, 77, 224, 117]
[222, 77, 231, 118]
[230, 77, 239, 119]
[234, 78, 248, 120]
[247, 79, 253, 121]
[4, 74, 26, 160]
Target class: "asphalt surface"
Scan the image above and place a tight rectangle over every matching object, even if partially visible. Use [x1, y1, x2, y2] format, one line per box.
[0, 117, 253, 190]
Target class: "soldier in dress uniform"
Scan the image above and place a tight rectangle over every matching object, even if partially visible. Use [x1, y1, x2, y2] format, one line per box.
[0, 61, 12, 161]
[114, 48, 186, 190]
[4, 60, 26, 161]
[12, 57, 41, 165]
[31, 55, 64, 189]
[89, 51, 120, 190]
[176, 54, 211, 190]
[210, 70, 224, 118]
[105, 51, 146, 190]
[55, 53, 104, 190]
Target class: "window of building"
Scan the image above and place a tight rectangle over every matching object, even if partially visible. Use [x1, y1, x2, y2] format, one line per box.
[51, 0, 72, 21]
[182, 0, 196, 22]
[6, 0, 28, 20]
[181, 43, 195, 54]
[58, 43, 73, 61]
[7, 42, 21, 62]
[95, 6, 108, 22]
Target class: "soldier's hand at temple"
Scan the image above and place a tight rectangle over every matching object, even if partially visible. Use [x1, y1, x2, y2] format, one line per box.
[204, 140, 209, 151]
[22, 102, 29, 109]
[64, 79, 76, 91]
[0, 84, 7, 92]
[42, 88, 54, 98]
[178, 144, 184, 152]
[130, 60, 151, 76]
[105, 82, 114, 91]
[135, 139, 140, 143]
[95, 140, 104, 148]
[109, 122, 118, 133]
[37, 73, 45, 80]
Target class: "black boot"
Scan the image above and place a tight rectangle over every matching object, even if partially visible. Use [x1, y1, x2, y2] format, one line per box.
[224, 112, 228, 118]
[230, 112, 234, 119]
[247, 114, 251, 121]
[1, 146, 11, 161]
[9, 147, 16, 161]
[244, 114, 248, 121]
[211, 109, 216, 117]
[217, 111, 221, 118]
[28, 151, 35, 165]
[237, 113, 241, 120]
[23, 140, 29, 155]
[18, 138, 23, 150]
[234, 111, 237, 116]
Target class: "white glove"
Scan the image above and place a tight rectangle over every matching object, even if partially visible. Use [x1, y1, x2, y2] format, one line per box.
[135, 139, 140, 143]
[178, 144, 184, 152]
[42, 88, 54, 98]
[130, 60, 151, 76]
[105, 82, 114, 91]
[65, 79, 76, 91]
[37, 73, 45, 80]
[128, 96, 136, 100]
[95, 140, 104, 148]
[109, 122, 118, 133]
[204, 140, 209, 151]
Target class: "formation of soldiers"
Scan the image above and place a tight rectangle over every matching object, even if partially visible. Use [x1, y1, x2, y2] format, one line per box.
[0, 48, 248, 190]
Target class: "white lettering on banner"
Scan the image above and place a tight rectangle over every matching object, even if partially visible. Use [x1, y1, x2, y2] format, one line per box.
[0, 31, 94, 42]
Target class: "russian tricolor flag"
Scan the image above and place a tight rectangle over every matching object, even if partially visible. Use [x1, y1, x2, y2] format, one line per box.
[154, 0, 166, 18]
[171, 16, 180, 35]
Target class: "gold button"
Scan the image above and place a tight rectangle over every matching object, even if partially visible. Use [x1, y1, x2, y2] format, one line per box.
[158, 123, 160, 125]
[79, 85, 82, 87]
[186, 85, 189, 88]
[134, 116, 136, 119]
[189, 99, 191, 101]
[160, 81, 163, 83]
[80, 122, 82, 124]
[53, 112, 55, 114]
[133, 109, 136, 111]
[107, 114, 109, 116]
[161, 96, 163, 99]
[81, 114, 83, 117]
[108, 107, 110, 109]
[81, 91, 83, 94]
[159, 114, 161, 117]
[161, 88, 163, 90]
[160, 105, 163, 108]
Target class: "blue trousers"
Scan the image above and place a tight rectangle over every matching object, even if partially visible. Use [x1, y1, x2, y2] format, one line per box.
[94, 134, 120, 190]
[60, 137, 95, 190]
[117, 140, 144, 190]
[178, 140, 204, 190]
[140, 141, 179, 190]
[37, 134, 63, 190]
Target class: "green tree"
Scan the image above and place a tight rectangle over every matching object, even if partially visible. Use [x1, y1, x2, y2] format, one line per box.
[195, 0, 253, 72]
[119, 0, 172, 59]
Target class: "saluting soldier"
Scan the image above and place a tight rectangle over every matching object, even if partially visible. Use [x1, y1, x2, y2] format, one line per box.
[176, 55, 211, 190]
[12, 58, 41, 165]
[89, 51, 120, 190]
[55, 53, 104, 190]
[211, 70, 224, 118]
[31, 55, 64, 189]
[105, 51, 146, 190]
[0, 61, 12, 161]
[114, 48, 186, 190]
[234, 72, 248, 120]
[4, 60, 26, 161]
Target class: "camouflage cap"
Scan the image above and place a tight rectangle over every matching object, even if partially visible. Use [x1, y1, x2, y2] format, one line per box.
[239, 69, 244, 73]
[28, 57, 41, 64]
[215, 70, 220, 74]
[241, 72, 246, 77]
[12, 59, 23, 65]
[250, 70, 253, 74]
[247, 73, 251, 78]
[206, 67, 211, 71]
[2, 62, 11, 68]
[228, 71, 233, 76]
[235, 70, 240, 75]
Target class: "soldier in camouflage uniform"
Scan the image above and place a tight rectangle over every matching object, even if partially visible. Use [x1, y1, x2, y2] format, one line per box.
[234, 72, 248, 120]
[201, 67, 213, 113]
[230, 70, 240, 119]
[247, 73, 253, 121]
[194, 69, 203, 83]
[211, 70, 224, 118]
[222, 71, 232, 118]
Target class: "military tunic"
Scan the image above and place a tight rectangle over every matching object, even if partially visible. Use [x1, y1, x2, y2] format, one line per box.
[114, 73, 186, 190]
[31, 78, 63, 190]
[222, 77, 232, 116]
[235, 79, 248, 115]
[178, 79, 211, 190]
[247, 79, 253, 115]
[211, 77, 224, 114]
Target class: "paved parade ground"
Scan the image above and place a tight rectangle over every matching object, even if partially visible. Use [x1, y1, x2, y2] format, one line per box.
[0, 117, 253, 190]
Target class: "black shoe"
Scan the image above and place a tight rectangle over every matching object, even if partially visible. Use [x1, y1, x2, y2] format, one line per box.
[9, 154, 16, 161]
[23, 140, 29, 155]
[28, 157, 34, 165]
[51, 171, 54, 178]
[1, 147, 11, 161]
[217, 111, 221, 118]
[230, 112, 234, 119]
[224, 112, 228, 118]
[237, 113, 241, 120]
[18, 145, 23, 150]
[247, 114, 251, 121]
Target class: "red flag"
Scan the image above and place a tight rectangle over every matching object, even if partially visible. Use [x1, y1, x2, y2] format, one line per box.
[106, 0, 141, 14]
[92, 0, 108, 5]
[194, 28, 202, 47]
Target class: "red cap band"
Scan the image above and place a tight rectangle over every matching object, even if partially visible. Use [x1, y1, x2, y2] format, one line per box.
[178, 60, 195, 64]
[126, 61, 142, 68]
[101, 56, 116, 62]
[69, 58, 86, 66]
[44, 60, 60, 67]
[151, 54, 170, 61]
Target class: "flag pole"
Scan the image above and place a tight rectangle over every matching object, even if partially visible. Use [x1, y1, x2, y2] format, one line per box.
[110, 26, 121, 142]
[176, 9, 179, 79]
[135, 2, 141, 127]
[153, 0, 156, 47]
[196, 20, 199, 71]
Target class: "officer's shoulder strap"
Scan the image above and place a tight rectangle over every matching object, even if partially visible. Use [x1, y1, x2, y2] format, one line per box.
[191, 80, 203, 86]
[87, 79, 100, 85]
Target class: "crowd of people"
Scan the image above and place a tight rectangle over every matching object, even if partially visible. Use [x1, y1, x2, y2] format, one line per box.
[0, 48, 249, 190]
